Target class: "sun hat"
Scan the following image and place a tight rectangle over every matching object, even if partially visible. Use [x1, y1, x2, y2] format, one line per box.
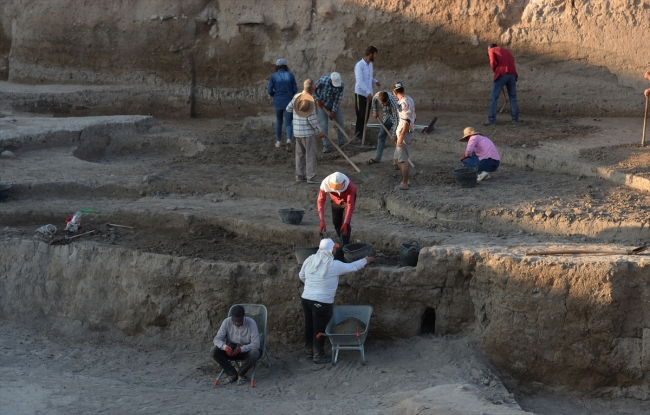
[276, 58, 287, 66]
[294, 93, 315, 117]
[231, 305, 245, 323]
[460, 127, 480, 141]
[330, 72, 342, 87]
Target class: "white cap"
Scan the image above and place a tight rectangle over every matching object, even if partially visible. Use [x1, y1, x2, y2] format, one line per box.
[276, 58, 287, 66]
[330, 72, 342, 87]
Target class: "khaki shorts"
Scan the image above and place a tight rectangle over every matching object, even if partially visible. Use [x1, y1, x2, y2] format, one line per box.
[394, 120, 412, 163]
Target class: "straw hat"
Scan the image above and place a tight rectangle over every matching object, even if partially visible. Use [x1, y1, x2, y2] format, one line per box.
[460, 127, 480, 141]
[294, 93, 315, 117]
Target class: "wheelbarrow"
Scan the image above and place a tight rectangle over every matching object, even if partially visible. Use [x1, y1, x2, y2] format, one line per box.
[317, 305, 373, 365]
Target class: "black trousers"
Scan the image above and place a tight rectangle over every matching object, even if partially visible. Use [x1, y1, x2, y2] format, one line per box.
[331, 197, 355, 246]
[301, 297, 333, 358]
[210, 345, 260, 377]
[354, 93, 370, 139]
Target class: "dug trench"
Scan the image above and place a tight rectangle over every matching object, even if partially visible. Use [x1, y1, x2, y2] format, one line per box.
[2, 114, 650, 413]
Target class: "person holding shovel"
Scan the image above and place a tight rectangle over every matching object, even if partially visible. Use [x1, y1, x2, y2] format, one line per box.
[367, 90, 400, 167]
[314, 72, 346, 153]
[299, 238, 374, 364]
[287, 79, 325, 184]
[393, 82, 416, 190]
[460, 126, 501, 182]
[484, 43, 519, 126]
[317, 172, 357, 246]
[354, 46, 380, 141]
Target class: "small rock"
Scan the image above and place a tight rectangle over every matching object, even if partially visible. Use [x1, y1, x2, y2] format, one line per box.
[209, 24, 218, 39]
[1, 150, 16, 159]
[169, 45, 179, 52]
[150, 15, 159, 20]
[161, 14, 174, 20]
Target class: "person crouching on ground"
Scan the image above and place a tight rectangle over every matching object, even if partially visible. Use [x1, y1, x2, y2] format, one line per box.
[210, 305, 260, 385]
[287, 79, 325, 184]
[299, 238, 374, 364]
[460, 127, 501, 182]
[317, 172, 357, 246]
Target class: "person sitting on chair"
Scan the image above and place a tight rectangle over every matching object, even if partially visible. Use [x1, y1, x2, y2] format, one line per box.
[210, 305, 260, 385]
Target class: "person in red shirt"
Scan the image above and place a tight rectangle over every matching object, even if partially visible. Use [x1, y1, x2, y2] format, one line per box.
[484, 43, 519, 126]
[317, 172, 357, 246]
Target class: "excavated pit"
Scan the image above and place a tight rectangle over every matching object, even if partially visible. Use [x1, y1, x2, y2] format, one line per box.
[3, 113, 650, 414]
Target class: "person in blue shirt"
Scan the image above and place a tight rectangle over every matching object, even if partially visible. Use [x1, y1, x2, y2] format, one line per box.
[268, 59, 298, 151]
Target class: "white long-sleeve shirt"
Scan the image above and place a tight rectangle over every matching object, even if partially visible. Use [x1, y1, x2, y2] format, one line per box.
[299, 257, 368, 304]
[354, 58, 377, 97]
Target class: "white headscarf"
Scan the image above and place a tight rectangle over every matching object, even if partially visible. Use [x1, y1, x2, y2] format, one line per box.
[303, 238, 336, 278]
[320, 172, 349, 196]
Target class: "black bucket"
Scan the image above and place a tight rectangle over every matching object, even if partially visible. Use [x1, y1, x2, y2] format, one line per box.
[452, 167, 477, 188]
[0, 184, 11, 202]
[342, 243, 372, 263]
[294, 247, 319, 264]
[278, 208, 305, 225]
[400, 241, 420, 267]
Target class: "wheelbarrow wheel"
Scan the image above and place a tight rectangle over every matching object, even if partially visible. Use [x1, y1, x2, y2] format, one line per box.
[360, 347, 366, 365]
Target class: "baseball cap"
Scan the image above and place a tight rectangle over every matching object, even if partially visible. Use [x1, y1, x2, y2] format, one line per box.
[393, 81, 404, 91]
[231, 305, 245, 323]
[276, 58, 287, 66]
[330, 72, 342, 87]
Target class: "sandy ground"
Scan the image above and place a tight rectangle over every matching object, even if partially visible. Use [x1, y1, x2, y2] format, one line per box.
[3, 108, 650, 414]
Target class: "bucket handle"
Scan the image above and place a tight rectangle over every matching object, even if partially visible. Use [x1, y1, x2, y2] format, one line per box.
[407, 241, 420, 253]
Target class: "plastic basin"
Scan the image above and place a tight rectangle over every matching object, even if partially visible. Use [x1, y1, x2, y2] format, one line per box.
[278, 208, 305, 225]
[342, 243, 372, 263]
[452, 167, 477, 188]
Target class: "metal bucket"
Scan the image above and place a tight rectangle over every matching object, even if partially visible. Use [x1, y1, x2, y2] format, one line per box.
[294, 246, 319, 265]
[400, 241, 420, 267]
[452, 167, 477, 188]
[342, 243, 372, 263]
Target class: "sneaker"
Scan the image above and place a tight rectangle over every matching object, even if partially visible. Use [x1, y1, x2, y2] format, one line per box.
[286, 139, 292, 152]
[275, 141, 281, 148]
[313, 354, 332, 364]
[322, 147, 331, 154]
[482, 121, 496, 126]
[307, 176, 321, 184]
[477, 171, 491, 182]
[296, 177, 307, 182]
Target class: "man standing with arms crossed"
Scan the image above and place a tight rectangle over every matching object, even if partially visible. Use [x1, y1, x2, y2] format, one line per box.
[484, 43, 519, 126]
[392, 82, 415, 190]
[314, 72, 345, 153]
[354, 46, 380, 141]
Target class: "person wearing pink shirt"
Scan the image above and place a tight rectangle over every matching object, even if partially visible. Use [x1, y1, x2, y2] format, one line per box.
[459, 127, 501, 182]
[317, 172, 357, 246]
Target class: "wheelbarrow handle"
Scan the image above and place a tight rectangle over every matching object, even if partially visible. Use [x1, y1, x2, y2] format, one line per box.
[316, 332, 328, 339]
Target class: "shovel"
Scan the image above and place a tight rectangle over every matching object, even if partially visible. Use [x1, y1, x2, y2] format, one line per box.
[324, 134, 373, 182]
[525, 244, 649, 256]
[359, 102, 374, 149]
[499, 87, 509, 113]
[377, 118, 421, 175]
[331, 118, 355, 145]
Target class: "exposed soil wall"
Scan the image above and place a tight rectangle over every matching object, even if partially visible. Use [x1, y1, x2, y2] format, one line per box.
[1, 1, 650, 117]
[3, 237, 650, 396]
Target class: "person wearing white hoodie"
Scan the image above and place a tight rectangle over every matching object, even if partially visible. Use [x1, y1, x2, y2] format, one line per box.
[299, 238, 374, 364]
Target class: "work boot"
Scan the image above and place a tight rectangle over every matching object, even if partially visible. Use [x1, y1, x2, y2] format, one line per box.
[482, 121, 496, 126]
[313, 353, 332, 364]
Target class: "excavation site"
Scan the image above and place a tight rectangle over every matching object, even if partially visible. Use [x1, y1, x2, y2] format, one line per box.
[2, 1, 650, 414]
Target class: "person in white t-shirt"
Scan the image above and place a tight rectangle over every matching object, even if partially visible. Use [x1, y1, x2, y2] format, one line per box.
[299, 238, 374, 364]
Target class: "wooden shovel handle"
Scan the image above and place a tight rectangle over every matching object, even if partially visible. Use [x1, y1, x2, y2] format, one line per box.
[325, 135, 361, 173]
[642, 94, 649, 147]
[361, 101, 370, 145]
[377, 118, 416, 169]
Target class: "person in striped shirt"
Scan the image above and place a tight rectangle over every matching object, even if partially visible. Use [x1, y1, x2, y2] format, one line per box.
[314, 72, 346, 153]
[367, 90, 399, 166]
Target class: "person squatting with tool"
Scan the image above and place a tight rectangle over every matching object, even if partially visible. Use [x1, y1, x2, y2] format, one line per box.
[460, 127, 501, 182]
[366, 90, 400, 167]
[267, 58, 298, 150]
[354, 45, 380, 141]
[286, 79, 325, 184]
[299, 238, 374, 364]
[393, 82, 416, 190]
[317, 172, 357, 246]
[210, 305, 261, 385]
[484, 43, 519, 126]
[314, 72, 346, 153]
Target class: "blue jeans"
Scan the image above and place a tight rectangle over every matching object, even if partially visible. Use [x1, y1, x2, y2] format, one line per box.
[376, 118, 393, 160]
[462, 153, 500, 173]
[488, 74, 518, 123]
[274, 107, 293, 142]
[317, 107, 345, 149]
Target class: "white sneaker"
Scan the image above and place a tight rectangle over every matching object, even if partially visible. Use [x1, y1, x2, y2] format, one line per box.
[477, 171, 491, 182]
[275, 141, 281, 148]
